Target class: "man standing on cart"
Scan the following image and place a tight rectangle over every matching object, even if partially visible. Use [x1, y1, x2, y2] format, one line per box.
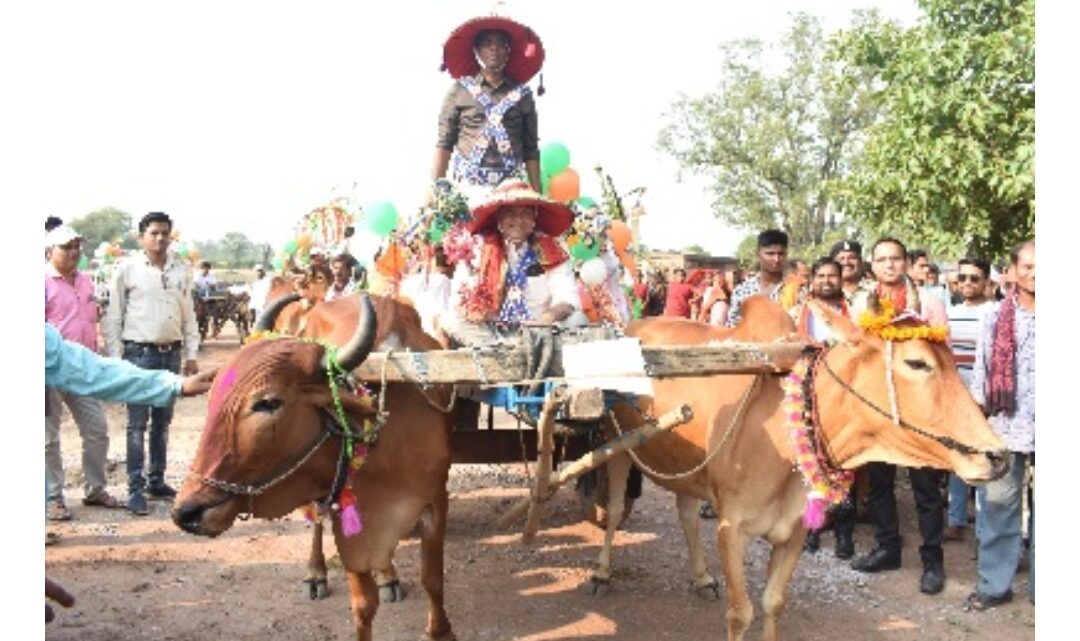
[432, 13, 545, 206]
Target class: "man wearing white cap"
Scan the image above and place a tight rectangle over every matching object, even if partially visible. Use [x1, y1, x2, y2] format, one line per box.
[45, 225, 123, 519]
[248, 263, 271, 325]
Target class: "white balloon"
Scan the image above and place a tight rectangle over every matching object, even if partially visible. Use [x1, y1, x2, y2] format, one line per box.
[579, 257, 608, 286]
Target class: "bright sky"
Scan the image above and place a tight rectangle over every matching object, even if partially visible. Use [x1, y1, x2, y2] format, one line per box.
[6, 0, 919, 256]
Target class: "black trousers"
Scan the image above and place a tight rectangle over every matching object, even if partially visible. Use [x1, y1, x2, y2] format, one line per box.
[867, 462, 946, 565]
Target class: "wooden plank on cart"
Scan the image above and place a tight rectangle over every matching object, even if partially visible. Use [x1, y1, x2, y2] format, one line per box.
[349, 338, 807, 384]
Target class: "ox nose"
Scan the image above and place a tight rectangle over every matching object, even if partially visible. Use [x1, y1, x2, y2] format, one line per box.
[173, 501, 208, 536]
[986, 449, 1011, 481]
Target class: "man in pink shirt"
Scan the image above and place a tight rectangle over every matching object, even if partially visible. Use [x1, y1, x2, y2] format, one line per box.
[45, 225, 122, 519]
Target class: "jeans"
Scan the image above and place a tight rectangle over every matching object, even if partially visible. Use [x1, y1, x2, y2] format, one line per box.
[866, 462, 946, 566]
[947, 473, 970, 528]
[123, 344, 181, 495]
[976, 451, 1034, 600]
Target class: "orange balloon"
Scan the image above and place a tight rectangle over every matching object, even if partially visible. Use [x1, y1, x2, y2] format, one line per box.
[375, 244, 405, 278]
[297, 232, 313, 250]
[188, 250, 201, 263]
[617, 248, 638, 281]
[547, 168, 581, 203]
[609, 220, 632, 252]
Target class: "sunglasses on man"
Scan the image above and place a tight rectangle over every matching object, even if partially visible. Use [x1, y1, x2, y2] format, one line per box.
[956, 273, 983, 283]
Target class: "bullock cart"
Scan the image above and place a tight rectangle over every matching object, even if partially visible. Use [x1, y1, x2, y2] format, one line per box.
[343, 328, 808, 537]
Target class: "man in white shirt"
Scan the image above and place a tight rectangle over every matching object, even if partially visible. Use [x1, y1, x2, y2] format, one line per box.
[248, 264, 272, 324]
[103, 212, 200, 516]
[943, 257, 996, 542]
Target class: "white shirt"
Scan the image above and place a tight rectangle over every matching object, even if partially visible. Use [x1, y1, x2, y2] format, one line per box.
[400, 270, 452, 337]
[249, 275, 272, 313]
[103, 250, 200, 360]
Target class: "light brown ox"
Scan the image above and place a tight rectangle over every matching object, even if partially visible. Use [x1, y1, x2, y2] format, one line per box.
[259, 277, 419, 602]
[173, 294, 457, 641]
[587, 296, 1009, 641]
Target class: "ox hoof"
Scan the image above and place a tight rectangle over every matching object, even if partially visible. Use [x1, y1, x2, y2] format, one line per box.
[583, 577, 612, 597]
[303, 578, 329, 600]
[379, 580, 407, 603]
[694, 581, 722, 602]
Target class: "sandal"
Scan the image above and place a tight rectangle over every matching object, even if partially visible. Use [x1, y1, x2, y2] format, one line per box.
[46, 498, 73, 522]
[45, 531, 61, 546]
[964, 589, 1014, 611]
[82, 490, 123, 509]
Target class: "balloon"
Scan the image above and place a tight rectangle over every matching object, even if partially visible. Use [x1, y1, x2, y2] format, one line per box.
[617, 249, 638, 281]
[271, 257, 284, 271]
[77, 255, 89, 270]
[575, 196, 598, 210]
[375, 244, 405, 278]
[540, 141, 571, 177]
[283, 239, 298, 255]
[366, 201, 400, 237]
[548, 168, 581, 203]
[296, 232, 313, 250]
[428, 217, 451, 243]
[177, 245, 190, 258]
[609, 220, 632, 253]
[579, 257, 608, 286]
[188, 250, 201, 263]
[569, 237, 601, 261]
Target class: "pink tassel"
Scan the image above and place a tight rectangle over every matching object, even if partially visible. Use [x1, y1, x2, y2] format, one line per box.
[802, 495, 828, 530]
[340, 504, 363, 537]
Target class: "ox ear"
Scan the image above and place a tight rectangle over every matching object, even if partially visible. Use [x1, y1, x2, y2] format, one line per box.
[806, 299, 865, 346]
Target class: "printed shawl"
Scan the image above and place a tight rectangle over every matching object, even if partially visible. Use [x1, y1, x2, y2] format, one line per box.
[985, 294, 1018, 417]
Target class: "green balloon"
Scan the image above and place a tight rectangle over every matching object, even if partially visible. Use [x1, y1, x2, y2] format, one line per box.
[283, 239, 298, 254]
[428, 218, 451, 243]
[271, 257, 284, 271]
[77, 255, 89, 270]
[540, 141, 571, 177]
[569, 239, 601, 261]
[178, 246, 190, 258]
[366, 201, 400, 237]
[575, 196, 598, 209]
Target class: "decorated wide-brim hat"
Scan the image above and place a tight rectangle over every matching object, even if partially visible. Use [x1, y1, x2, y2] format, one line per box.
[442, 15, 545, 84]
[467, 179, 574, 237]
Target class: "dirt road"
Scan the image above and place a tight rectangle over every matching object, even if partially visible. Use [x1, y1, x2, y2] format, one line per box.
[45, 328, 1034, 640]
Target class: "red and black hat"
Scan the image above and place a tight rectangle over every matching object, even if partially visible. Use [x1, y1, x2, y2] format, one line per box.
[467, 179, 574, 237]
[442, 16, 545, 85]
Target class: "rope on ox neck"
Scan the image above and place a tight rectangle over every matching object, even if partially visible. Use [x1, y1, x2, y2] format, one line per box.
[607, 374, 762, 481]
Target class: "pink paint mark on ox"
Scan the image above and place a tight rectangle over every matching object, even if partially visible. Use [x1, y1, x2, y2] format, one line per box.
[208, 366, 237, 420]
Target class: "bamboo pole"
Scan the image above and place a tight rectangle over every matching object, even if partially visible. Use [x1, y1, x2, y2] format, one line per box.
[496, 404, 694, 530]
[522, 393, 560, 543]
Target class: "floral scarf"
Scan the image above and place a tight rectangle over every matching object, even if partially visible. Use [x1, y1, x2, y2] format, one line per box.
[460, 232, 569, 322]
[985, 294, 1018, 417]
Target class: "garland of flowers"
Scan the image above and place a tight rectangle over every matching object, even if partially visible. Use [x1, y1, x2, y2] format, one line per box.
[783, 354, 854, 530]
[856, 298, 949, 343]
[243, 330, 376, 537]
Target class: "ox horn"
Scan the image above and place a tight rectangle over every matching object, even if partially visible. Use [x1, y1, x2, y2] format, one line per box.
[253, 293, 301, 332]
[325, 293, 377, 373]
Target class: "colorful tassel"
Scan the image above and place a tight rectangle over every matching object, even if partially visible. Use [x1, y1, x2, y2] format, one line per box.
[340, 503, 363, 537]
[802, 494, 828, 530]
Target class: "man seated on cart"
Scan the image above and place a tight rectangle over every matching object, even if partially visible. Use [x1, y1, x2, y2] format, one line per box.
[439, 179, 586, 347]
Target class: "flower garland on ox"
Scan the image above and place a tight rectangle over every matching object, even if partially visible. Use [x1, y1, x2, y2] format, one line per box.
[782, 355, 853, 530]
[243, 331, 378, 538]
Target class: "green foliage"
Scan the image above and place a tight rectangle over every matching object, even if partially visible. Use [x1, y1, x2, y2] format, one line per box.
[683, 244, 707, 254]
[70, 207, 134, 253]
[193, 232, 264, 268]
[659, 13, 879, 250]
[833, 0, 1034, 262]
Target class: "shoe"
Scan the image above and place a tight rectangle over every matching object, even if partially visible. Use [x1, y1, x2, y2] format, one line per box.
[835, 530, 855, 560]
[920, 563, 945, 595]
[147, 483, 177, 500]
[964, 589, 1013, 612]
[851, 547, 901, 573]
[699, 502, 717, 520]
[943, 525, 966, 542]
[82, 489, 123, 509]
[804, 530, 821, 554]
[46, 497, 73, 522]
[128, 493, 150, 516]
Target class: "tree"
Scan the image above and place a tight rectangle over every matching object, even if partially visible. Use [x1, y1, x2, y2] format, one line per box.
[218, 232, 255, 268]
[659, 13, 880, 256]
[833, 0, 1034, 261]
[683, 244, 707, 254]
[70, 207, 134, 254]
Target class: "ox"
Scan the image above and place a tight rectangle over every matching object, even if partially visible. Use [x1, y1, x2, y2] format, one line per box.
[588, 296, 1009, 641]
[173, 294, 457, 641]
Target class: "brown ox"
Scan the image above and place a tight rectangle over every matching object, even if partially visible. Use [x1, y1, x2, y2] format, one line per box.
[589, 296, 1008, 641]
[173, 294, 456, 641]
